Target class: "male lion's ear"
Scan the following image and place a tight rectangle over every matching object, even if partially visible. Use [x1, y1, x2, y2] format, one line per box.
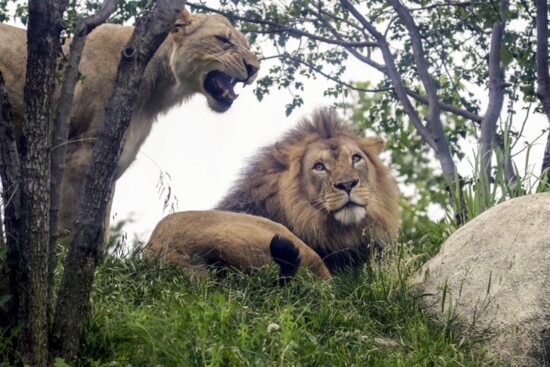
[171, 8, 197, 35]
[272, 143, 290, 168]
[360, 136, 385, 156]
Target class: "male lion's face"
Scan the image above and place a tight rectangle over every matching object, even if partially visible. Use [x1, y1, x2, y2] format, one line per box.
[169, 11, 260, 112]
[301, 137, 382, 226]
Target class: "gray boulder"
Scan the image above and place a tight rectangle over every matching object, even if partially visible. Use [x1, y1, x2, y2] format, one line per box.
[412, 193, 550, 366]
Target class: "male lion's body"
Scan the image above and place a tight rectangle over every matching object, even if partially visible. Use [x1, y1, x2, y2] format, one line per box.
[0, 10, 259, 234]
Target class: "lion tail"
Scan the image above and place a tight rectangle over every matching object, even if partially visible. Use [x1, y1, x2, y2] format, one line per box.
[269, 235, 301, 285]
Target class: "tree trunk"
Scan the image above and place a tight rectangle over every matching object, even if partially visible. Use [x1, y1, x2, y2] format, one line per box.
[50, 1, 186, 362]
[536, 0, 550, 181]
[0, 71, 21, 364]
[16, 1, 66, 365]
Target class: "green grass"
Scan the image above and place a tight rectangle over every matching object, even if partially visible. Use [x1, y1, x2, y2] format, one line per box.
[80, 241, 497, 367]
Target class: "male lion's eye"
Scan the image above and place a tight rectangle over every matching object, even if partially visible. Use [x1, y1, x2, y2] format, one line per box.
[352, 154, 362, 164]
[216, 35, 231, 44]
[313, 162, 326, 171]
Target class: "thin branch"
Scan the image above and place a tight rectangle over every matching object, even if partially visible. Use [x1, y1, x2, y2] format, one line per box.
[405, 88, 483, 123]
[409, 1, 476, 12]
[293, 56, 391, 93]
[188, 2, 379, 48]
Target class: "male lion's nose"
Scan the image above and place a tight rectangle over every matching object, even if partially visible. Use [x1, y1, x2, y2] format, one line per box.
[334, 179, 359, 194]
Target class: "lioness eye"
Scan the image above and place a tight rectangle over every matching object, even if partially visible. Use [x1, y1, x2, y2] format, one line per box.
[352, 154, 362, 163]
[313, 162, 326, 171]
[216, 35, 231, 44]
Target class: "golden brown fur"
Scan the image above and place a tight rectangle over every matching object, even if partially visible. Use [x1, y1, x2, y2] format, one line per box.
[217, 108, 400, 271]
[146, 210, 332, 281]
[0, 10, 260, 234]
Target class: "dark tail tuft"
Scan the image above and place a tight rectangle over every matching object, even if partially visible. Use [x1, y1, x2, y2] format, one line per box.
[269, 235, 301, 285]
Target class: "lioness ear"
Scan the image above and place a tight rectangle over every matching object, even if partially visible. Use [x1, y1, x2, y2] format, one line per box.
[360, 136, 385, 156]
[171, 8, 197, 35]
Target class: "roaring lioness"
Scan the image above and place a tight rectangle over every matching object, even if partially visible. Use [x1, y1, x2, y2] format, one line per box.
[0, 9, 260, 234]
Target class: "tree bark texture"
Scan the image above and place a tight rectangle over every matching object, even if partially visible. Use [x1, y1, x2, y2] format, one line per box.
[17, 1, 66, 365]
[0, 72, 21, 362]
[536, 0, 550, 181]
[48, 0, 119, 320]
[17, 0, 65, 366]
[50, 0, 186, 362]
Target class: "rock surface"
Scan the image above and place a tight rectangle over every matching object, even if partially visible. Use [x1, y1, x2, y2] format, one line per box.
[412, 193, 550, 366]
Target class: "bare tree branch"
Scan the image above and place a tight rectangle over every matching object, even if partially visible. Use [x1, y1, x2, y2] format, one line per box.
[405, 88, 483, 123]
[189, 2, 379, 48]
[292, 56, 391, 93]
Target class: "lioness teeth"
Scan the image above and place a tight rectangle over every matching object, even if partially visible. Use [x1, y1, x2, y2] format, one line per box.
[222, 89, 239, 100]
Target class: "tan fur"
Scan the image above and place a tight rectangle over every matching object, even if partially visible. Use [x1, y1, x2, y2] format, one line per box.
[146, 210, 332, 281]
[217, 108, 400, 271]
[0, 10, 260, 234]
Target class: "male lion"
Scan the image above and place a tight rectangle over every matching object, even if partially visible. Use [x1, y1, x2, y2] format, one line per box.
[147, 108, 399, 279]
[217, 108, 400, 271]
[0, 9, 260, 234]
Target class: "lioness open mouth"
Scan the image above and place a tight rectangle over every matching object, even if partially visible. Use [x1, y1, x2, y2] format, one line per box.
[204, 70, 242, 107]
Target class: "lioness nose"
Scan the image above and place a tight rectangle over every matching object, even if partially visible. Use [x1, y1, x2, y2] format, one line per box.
[245, 60, 259, 77]
[334, 179, 358, 194]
